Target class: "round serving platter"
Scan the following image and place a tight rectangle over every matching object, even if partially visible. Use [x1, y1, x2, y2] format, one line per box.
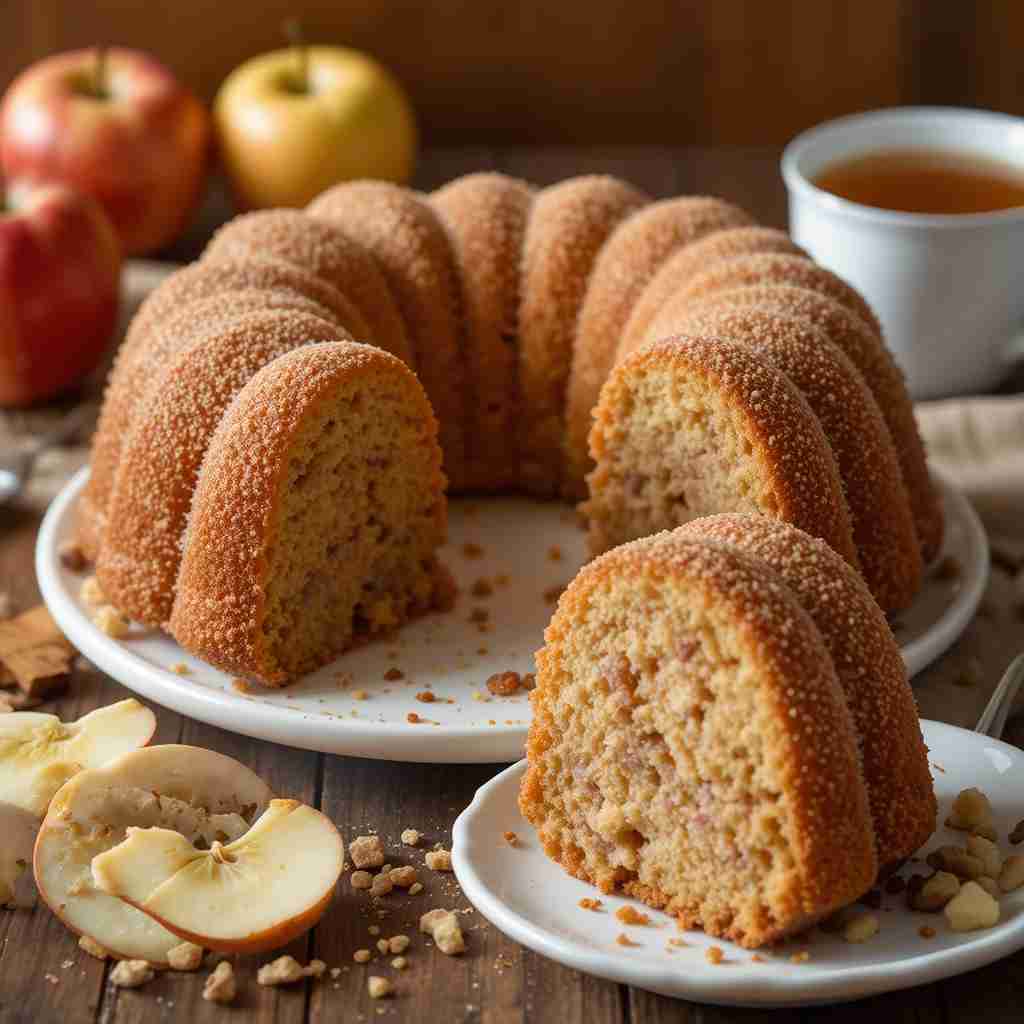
[452, 721, 1024, 1007]
[38, 467, 987, 763]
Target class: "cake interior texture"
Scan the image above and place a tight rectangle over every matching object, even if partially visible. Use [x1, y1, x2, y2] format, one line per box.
[519, 542, 875, 947]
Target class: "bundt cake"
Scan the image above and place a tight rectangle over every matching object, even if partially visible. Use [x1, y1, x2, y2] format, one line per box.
[519, 526, 879, 948]
[79, 171, 944, 683]
[678, 514, 936, 873]
[583, 334, 858, 566]
[168, 342, 448, 685]
[563, 198, 753, 496]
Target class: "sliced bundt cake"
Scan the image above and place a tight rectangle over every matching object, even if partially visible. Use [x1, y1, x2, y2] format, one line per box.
[519, 531, 877, 948]
[169, 342, 448, 685]
[583, 335, 858, 565]
[679, 514, 936, 874]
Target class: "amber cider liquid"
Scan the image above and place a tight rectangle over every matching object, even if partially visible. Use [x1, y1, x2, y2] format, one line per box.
[813, 148, 1024, 214]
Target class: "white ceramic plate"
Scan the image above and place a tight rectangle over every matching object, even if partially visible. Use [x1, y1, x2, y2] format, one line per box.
[37, 468, 985, 763]
[452, 721, 1024, 1007]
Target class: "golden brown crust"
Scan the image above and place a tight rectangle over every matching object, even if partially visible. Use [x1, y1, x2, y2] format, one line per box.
[517, 175, 649, 495]
[680, 514, 937, 873]
[78, 259, 351, 561]
[659, 305, 923, 611]
[431, 173, 534, 491]
[521, 533, 877, 947]
[169, 342, 445, 684]
[563, 199, 753, 497]
[616, 227, 804, 365]
[96, 310, 349, 626]
[585, 334, 858, 566]
[308, 181, 469, 489]
[682, 284, 943, 563]
[203, 210, 413, 365]
[678, 252, 883, 337]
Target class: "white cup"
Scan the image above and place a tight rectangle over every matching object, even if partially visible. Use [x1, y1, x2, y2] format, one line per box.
[782, 107, 1024, 399]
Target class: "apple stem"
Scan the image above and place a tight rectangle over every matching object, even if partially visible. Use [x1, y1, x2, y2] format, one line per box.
[284, 18, 310, 93]
[93, 46, 108, 99]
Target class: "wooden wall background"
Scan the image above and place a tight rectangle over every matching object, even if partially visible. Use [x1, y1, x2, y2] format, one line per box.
[2, 1, 1023, 145]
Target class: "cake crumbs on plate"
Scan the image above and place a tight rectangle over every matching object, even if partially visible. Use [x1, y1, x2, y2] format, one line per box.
[705, 946, 724, 965]
[401, 828, 421, 846]
[353, 949, 372, 963]
[547, 545, 562, 562]
[615, 933, 638, 948]
[203, 961, 236, 1004]
[384, 667, 404, 681]
[170, 662, 190, 675]
[425, 848, 452, 871]
[470, 578, 493, 597]
[415, 690, 436, 703]
[462, 542, 484, 559]
[543, 583, 565, 605]
[578, 897, 603, 911]
[789, 951, 811, 964]
[615, 906, 650, 926]
[486, 671, 523, 696]
[919, 925, 937, 939]
[231, 677, 253, 694]
[352, 689, 369, 700]
[503, 830, 519, 846]
[469, 606, 490, 623]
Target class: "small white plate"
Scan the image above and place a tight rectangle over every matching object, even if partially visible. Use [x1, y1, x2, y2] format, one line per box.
[37, 469, 985, 763]
[452, 721, 1024, 1008]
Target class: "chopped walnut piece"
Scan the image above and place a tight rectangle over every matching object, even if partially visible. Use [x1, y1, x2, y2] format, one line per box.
[1000, 854, 1024, 892]
[486, 671, 522, 696]
[420, 909, 465, 954]
[1010, 820, 1024, 845]
[353, 949, 371, 963]
[370, 872, 394, 897]
[368, 976, 392, 998]
[578, 898, 602, 911]
[409, 882, 424, 895]
[167, 941, 204, 971]
[391, 956, 408, 970]
[976, 876, 1002, 899]
[376, 939, 389, 954]
[79, 577, 105, 607]
[842, 913, 879, 943]
[705, 946, 724, 964]
[945, 787, 994, 833]
[401, 828, 421, 847]
[110, 959, 154, 988]
[503, 830, 519, 846]
[415, 690, 436, 703]
[926, 845, 984, 880]
[425, 848, 452, 872]
[615, 906, 650, 926]
[966, 834, 1003, 877]
[350, 835, 385, 869]
[257, 955, 307, 986]
[912, 870, 961, 911]
[388, 935, 410, 954]
[93, 605, 128, 638]
[58, 541, 88, 572]
[384, 667, 404, 681]
[307, 959, 326, 979]
[77, 935, 109, 960]
[945, 881, 1000, 931]
[351, 869, 373, 890]
[203, 961, 236, 1004]
[390, 866, 417, 888]
[919, 925, 937, 939]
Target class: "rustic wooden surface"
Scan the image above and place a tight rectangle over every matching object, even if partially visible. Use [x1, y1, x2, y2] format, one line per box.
[4, 2, 1024, 147]
[1, 146, 1023, 1023]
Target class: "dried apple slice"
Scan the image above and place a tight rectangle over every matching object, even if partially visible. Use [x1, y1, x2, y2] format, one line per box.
[93, 799, 343, 954]
[0, 802, 38, 908]
[0, 700, 157, 817]
[34, 744, 272, 963]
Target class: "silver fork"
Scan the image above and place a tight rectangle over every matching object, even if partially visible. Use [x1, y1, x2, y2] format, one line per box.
[0, 404, 94, 506]
[975, 652, 1024, 738]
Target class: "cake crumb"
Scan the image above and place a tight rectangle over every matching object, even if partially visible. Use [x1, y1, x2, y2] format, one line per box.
[409, 882, 424, 895]
[377, 938, 389, 954]
[615, 933, 638, 948]
[790, 951, 811, 964]
[93, 605, 128, 638]
[579, 897, 603, 911]
[751, 953, 766, 963]
[110, 960, 154, 988]
[352, 689, 369, 700]
[543, 583, 565, 605]
[420, 909, 465, 954]
[407, 712, 423, 724]
[486, 671, 523, 696]
[167, 941, 204, 971]
[842, 913, 879, 943]
[353, 949, 372, 964]
[391, 956, 408, 970]
[390, 866, 417, 888]
[58, 541, 88, 572]
[503, 830, 519, 846]
[79, 576, 105, 607]
[401, 828, 421, 847]
[370, 872, 394, 896]
[705, 946, 724, 964]
[388, 935, 410, 954]
[203, 961, 236, 1004]
[368, 976, 392, 998]
[615, 906, 650, 926]
[415, 690, 436, 703]
[469, 606, 490, 623]
[78, 935, 109, 960]
[462, 542, 484, 559]
[257, 955, 307, 986]
[352, 870, 373, 890]
[170, 662, 190, 676]
[919, 926, 937, 939]
[231, 677, 252, 694]
[350, 835, 385, 869]
[471, 578, 493, 598]
[425, 848, 452, 872]
[547, 545, 562, 562]
[384, 667, 404, 681]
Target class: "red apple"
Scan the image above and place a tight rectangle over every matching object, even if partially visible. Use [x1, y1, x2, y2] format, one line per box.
[0, 47, 211, 256]
[0, 181, 121, 406]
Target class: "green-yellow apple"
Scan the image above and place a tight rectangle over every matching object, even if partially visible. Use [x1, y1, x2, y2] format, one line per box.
[0, 47, 211, 256]
[0, 181, 120, 406]
[214, 45, 416, 210]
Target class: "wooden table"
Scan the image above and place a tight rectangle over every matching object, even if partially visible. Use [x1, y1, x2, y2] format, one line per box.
[1, 146, 1020, 1023]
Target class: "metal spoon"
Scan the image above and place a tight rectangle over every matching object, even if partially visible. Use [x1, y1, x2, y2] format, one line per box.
[975, 651, 1024, 738]
[0, 404, 93, 506]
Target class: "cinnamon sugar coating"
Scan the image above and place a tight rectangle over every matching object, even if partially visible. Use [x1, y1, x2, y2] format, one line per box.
[520, 532, 876, 947]
[97, 310, 350, 626]
[308, 181, 468, 489]
[680, 514, 937, 874]
[564, 199, 752, 496]
[432, 173, 534, 491]
[170, 343, 447, 685]
[517, 175, 649, 496]
[584, 334, 857, 566]
[653, 305, 923, 612]
[204, 210, 413, 365]
[616, 227, 804, 364]
[78, 261, 348, 561]
[679, 284, 943, 563]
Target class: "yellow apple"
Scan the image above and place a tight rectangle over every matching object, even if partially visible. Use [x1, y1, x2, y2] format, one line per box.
[214, 45, 416, 210]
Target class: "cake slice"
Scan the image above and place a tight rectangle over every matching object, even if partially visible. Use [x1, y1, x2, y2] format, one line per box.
[519, 532, 876, 948]
[169, 342, 448, 686]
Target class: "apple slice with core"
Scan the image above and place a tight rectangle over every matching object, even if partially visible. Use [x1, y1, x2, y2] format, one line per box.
[0, 699, 156, 817]
[34, 744, 272, 963]
[0, 802, 38, 907]
[93, 799, 344, 953]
